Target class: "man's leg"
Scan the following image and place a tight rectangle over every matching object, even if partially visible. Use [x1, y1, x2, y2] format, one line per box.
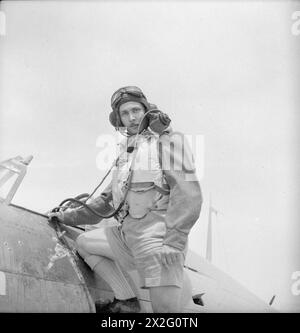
[77, 246, 137, 300]
[149, 286, 182, 313]
[76, 228, 114, 259]
[76, 228, 140, 311]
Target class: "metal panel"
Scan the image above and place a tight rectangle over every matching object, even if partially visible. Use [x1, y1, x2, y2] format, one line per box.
[0, 271, 91, 312]
[0, 203, 114, 312]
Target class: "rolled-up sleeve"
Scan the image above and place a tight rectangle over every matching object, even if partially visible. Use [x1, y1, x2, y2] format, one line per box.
[158, 132, 203, 251]
[60, 182, 114, 226]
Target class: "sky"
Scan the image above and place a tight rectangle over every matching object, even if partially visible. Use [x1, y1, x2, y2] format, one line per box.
[0, 0, 300, 312]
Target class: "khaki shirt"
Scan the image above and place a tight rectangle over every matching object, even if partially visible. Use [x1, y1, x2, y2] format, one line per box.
[60, 131, 203, 251]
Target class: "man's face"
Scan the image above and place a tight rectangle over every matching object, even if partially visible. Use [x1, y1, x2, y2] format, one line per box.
[119, 101, 147, 135]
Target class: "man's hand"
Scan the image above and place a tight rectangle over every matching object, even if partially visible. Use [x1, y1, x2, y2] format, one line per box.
[160, 245, 184, 268]
[47, 210, 64, 223]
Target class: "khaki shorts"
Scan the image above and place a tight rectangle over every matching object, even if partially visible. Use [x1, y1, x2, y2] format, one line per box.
[105, 211, 186, 289]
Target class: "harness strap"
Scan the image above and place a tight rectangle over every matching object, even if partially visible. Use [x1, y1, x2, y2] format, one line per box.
[129, 181, 170, 195]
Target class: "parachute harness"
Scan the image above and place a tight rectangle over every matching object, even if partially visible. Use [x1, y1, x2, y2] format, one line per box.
[50, 112, 153, 219]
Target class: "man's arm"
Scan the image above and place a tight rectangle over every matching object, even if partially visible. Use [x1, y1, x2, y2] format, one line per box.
[159, 132, 203, 251]
[48, 182, 114, 226]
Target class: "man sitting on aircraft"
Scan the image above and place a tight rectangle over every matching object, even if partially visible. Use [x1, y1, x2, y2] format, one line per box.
[48, 86, 202, 313]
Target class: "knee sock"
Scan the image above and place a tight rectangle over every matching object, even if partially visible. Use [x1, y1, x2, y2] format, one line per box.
[90, 255, 137, 300]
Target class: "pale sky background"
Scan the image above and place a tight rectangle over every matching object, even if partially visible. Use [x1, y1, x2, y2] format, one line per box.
[0, 0, 300, 312]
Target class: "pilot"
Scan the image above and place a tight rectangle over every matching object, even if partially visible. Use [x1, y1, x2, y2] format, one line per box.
[48, 86, 203, 313]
